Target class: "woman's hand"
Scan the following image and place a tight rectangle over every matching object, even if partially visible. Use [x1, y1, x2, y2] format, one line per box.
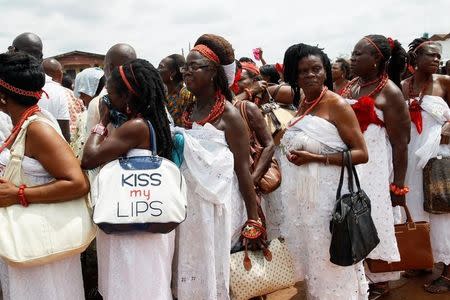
[250, 80, 268, 96]
[99, 98, 110, 126]
[0, 179, 19, 207]
[286, 149, 316, 166]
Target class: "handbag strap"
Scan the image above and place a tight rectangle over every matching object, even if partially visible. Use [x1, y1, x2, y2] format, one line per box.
[336, 151, 346, 199]
[145, 120, 158, 154]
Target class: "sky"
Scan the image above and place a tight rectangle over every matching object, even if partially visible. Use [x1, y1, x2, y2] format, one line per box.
[1, 0, 449, 66]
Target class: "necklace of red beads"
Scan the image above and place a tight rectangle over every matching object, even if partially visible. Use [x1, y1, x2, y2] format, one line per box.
[182, 91, 226, 129]
[0, 105, 40, 153]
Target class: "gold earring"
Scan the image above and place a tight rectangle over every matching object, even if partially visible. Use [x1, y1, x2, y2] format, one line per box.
[374, 64, 377, 68]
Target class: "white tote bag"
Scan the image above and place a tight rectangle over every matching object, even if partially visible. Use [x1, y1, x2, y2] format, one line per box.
[0, 115, 96, 267]
[92, 121, 187, 234]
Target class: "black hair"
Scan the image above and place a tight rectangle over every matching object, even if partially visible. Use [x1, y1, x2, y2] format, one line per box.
[239, 57, 256, 65]
[335, 58, 351, 80]
[110, 59, 173, 159]
[0, 52, 45, 106]
[365, 34, 407, 87]
[62, 73, 73, 90]
[259, 64, 280, 84]
[167, 54, 186, 83]
[407, 37, 442, 69]
[94, 75, 106, 97]
[283, 43, 333, 107]
[194, 34, 234, 101]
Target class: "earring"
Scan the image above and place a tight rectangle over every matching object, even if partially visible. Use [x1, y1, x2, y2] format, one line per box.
[0, 99, 6, 104]
[170, 76, 173, 81]
[374, 64, 377, 68]
[126, 104, 131, 114]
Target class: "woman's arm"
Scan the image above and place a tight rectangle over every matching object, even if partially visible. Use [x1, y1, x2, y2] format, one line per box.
[287, 96, 368, 166]
[244, 101, 275, 184]
[223, 104, 259, 221]
[0, 121, 89, 206]
[81, 119, 150, 170]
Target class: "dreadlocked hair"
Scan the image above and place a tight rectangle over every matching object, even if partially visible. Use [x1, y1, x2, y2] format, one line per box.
[167, 54, 186, 83]
[194, 34, 234, 101]
[110, 59, 173, 160]
[365, 35, 407, 87]
[0, 52, 45, 106]
[407, 37, 442, 69]
[283, 43, 333, 107]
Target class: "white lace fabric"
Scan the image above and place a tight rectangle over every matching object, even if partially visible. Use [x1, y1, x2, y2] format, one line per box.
[279, 115, 368, 300]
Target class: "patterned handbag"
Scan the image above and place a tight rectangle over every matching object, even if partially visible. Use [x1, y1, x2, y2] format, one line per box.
[229, 238, 295, 300]
[423, 156, 450, 213]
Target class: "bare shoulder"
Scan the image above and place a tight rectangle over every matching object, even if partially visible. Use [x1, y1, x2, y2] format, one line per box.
[436, 74, 450, 85]
[382, 80, 404, 103]
[325, 91, 352, 112]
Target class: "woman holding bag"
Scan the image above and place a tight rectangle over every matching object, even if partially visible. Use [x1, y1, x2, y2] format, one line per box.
[280, 43, 369, 299]
[81, 59, 175, 300]
[0, 53, 90, 299]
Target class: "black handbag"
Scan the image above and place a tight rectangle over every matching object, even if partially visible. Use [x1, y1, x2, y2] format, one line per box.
[329, 151, 380, 266]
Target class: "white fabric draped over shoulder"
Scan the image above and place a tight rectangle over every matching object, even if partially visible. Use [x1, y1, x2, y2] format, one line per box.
[173, 123, 246, 300]
[0, 111, 12, 143]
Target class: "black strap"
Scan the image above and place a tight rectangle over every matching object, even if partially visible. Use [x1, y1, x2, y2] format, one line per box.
[336, 151, 346, 199]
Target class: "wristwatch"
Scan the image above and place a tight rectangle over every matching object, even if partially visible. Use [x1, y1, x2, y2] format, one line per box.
[91, 123, 108, 136]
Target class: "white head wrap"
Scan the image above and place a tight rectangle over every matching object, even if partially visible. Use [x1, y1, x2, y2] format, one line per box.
[222, 61, 236, 87]
[73, 67, 104, 98]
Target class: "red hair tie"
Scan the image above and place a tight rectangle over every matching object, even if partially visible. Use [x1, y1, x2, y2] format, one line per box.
[0, 78, 47, 100]
[363, 37, 385, 59]
[193, 44, 220, 64]
[241, 62, 260, 76]
[119, 65, 139, 96]
[387, 37, 395, 50]
[231, 67, 242, 94]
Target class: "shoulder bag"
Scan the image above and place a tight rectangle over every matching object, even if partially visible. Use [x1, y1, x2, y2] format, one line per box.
[423, 156, 450, 213]
[92, 121, 187, 234]
[329, 151, 380, 266]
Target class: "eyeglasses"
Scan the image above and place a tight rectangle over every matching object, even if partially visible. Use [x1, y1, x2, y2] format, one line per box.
[180, 64, 210, 73]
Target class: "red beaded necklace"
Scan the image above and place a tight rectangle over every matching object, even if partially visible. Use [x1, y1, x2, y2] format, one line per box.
[288, 86, 328, 128]
[0, 105, 41, 153]
[407, 76, 430, 103]
[182, 91, 226, 129]
[341, 73, 388, 99]
[358, 76, 382, 88]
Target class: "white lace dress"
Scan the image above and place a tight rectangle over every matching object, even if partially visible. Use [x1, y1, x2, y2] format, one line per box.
[96, 149, 175, 300]
[0, 112, 12, 143]
[346, 99, 401, 282]
[173, 123, 247, 300]
[0, 149, 85, 300]
[280, 115, 368, 300]
[405, 95, 450, 264]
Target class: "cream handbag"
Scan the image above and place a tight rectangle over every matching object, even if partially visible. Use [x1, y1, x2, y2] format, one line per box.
[0, 115, 96, 267]
[230, 238, 296, 300]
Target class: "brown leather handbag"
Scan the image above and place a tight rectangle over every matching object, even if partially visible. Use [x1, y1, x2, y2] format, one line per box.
[366, 204, 434, 272]
[236, 100, 282, 194]
[423, 157, 450, 214]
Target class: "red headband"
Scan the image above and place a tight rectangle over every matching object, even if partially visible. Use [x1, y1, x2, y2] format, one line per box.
[193, 44, 220, 64]
[0, 78, 46, 100]
[119, 65, 139, 96]
[414, 41, 440, 53]
[363, 37, 385, 59]
[241, 62, 260, 76]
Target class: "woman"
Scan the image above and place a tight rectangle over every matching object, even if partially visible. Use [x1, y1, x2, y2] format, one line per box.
[260, 64, 281, 84]
[341, 35, 410, 295]
[280, 43, 369, 299]
[71, 67, 105, 159]
[332, 58, 351, 94]
[175, 34, 263, 300]
[0, 52, 89, 299]
[81, 59, 175, 300]
[402, 38, 450, 294]
[158, 54, 193, 126]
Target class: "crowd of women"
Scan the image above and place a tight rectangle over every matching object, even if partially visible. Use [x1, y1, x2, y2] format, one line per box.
[0, 31, 449, 300]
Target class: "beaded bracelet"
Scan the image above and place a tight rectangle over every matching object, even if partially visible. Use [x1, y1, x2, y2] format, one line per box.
[18, 184, 28, 207]
[390, 183, 409, 196]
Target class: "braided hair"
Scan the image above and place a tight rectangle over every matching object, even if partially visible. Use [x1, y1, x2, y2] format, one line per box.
[407, 37, 442, 68]
[0, 52, 45, 106]
[364, 35, 407, 87]
[110, 59, 173, 159]
[167, 54, 185, 83]
[194, 34, 234, 101]
[283, 43, 333, 107]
